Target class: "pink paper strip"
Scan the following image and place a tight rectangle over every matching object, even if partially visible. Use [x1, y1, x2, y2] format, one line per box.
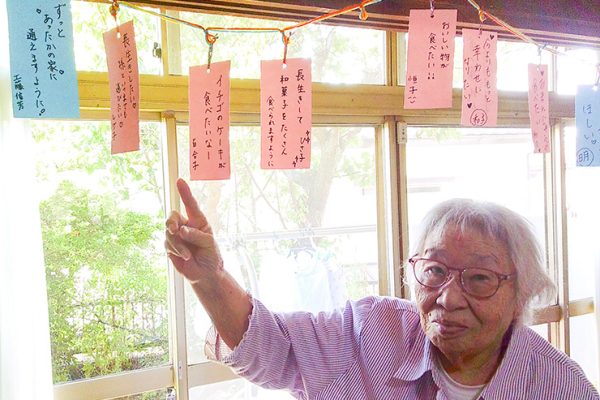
[260, 58, 312, 169]
[189, 61, 231, 180]
[461, 29, 498, 127]
[103, 21, 140, 154]
[404, 9, 457, 109]
[528, 64, 551, 153]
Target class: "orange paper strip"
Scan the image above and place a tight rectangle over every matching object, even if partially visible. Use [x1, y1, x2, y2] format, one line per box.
[404, 9, 457, 109]
[103, 20, 140, 154]
[189, 61, 231, 180]
[528, 64, 550, 153]
[461, 29, 498, 127]
[260, 58, 312, 169]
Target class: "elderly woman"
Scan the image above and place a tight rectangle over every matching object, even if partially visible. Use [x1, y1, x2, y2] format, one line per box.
[166, 179, 599, 399]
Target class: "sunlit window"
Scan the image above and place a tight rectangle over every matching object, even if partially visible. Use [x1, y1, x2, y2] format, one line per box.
[178, 12, 385, 84]
[564, 125, 600, 301]
[570, 314, 599, 388]
[176, 125, 378, 397]
[31, 121, 169, 385]
[398, 34, 553, 91]
[71, 1, 161, 73]
[556, 47, 600, 95]
[405, 126, 546, 242]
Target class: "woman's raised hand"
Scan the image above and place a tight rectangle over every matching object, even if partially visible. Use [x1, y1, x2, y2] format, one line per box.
[165, 178, 224, 284]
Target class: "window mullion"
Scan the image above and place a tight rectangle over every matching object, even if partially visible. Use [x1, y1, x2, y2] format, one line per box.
[547, 119, 571, 354]
[163, 114, 191, 399]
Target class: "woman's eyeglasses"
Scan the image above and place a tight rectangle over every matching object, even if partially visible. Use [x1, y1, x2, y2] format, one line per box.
[408, 256, 515, 298]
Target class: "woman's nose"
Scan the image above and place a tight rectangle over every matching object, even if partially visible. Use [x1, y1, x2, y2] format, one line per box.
[435, 272, 468, 310]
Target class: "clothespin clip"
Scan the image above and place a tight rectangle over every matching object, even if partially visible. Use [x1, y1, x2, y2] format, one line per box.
[205, 31, 217, 72]
[282, 31, 292, 67]
[109, 0, 120, 37]
[430, 0, 435, 18]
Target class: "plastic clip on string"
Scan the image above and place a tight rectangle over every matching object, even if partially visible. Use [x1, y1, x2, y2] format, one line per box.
[477, 8, 486, 34]
[359, 6, 369, 21]
[205, 32, 217, 71]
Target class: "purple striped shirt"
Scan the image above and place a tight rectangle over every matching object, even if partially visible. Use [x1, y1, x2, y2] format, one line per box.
[208, 296, 599, 399]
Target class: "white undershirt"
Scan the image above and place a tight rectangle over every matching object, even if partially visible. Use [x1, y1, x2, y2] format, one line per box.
[435, 359, 486, 400]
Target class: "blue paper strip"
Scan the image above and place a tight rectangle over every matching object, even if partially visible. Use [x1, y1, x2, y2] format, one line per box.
[6, 0, 79, 118]
[576, 85, 600, 167]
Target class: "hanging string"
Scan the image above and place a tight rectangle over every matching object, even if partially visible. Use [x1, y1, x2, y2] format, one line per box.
[117, 0, 382, 50]
[464, 0, 600, 84]
[282, 0, 383, 32]
[114, 0, 597, 79]
[465, 0, 553, 52]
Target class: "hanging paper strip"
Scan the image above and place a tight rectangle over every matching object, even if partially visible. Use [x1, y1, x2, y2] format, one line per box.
[461, 29, 498, 127]
[260, 58, 312, 169]
[527, 64, 550, 153]
[103, 20, 140, 154]
[189, 61, 231, 180]
[404, 9, 457, 109]
[6, 0, 79, 118]
[575, 85, 600, 167]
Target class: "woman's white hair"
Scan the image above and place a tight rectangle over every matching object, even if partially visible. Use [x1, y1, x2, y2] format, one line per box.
[409, 198, 555, 326]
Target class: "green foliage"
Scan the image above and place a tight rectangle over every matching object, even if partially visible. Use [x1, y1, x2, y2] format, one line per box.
[32, 119, 168, 384]
[413, 126, 463, 142]
[41, 181, 168, 383]
[71, 1, 160, 73]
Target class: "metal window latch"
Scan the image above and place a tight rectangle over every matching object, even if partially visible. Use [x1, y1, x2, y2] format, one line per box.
[397, 122, 408, 144]
[153, 42, 162, 59]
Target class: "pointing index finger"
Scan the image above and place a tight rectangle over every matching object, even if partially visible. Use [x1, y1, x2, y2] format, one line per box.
[177, 178, 209, 229]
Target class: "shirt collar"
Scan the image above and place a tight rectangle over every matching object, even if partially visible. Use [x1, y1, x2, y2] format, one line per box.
[479, 324, 531, 399]
[391, 323, 532, 399]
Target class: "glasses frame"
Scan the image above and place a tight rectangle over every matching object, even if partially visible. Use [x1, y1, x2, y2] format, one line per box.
[408, 256, 516, 299]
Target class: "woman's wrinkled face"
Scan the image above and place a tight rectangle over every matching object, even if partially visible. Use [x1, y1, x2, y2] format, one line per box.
[414, 225, 518, 362]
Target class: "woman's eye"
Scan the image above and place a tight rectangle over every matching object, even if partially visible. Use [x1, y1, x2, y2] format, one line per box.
[424, 265, 446, 276]
[471, 274, 491, 282]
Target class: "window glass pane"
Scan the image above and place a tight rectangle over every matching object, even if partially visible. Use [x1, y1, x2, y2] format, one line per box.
[177, 126, 379, 365]
[557, 48, 600, 95]
[529, 323, 549, 341]
[570, 314, 599, 387]
[564, 125, 600, 300]
[32, 121, 169, 384]
[114, 388, 173, 400]
[496, 41, 552, 92]
[398, 34, 553, 91]
[405, 127, 546, 263]
[71, 1, 161, 74]
[178, 13, 385, 84]
[190, 379, 294, 399]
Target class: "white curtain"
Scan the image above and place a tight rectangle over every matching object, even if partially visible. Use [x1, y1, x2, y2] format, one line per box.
[0, 0, 55, 398]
